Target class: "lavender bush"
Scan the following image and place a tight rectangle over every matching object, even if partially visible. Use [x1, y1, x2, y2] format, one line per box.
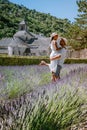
[0, 65, 50, 99]
[0, 64, 87, 130]
[23, 65, 87, 130]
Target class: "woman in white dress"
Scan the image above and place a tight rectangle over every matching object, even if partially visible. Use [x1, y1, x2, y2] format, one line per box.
[40, 32, 67, 82]
[40, 33, 61, 81]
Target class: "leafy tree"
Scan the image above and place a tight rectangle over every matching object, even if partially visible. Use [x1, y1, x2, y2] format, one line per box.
[76, 0, 87, 28]
[75, 0, 87, 48]
[66, 0, 87, 49]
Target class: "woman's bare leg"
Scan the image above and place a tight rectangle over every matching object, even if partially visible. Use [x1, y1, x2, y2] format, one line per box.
[39, 60, 49, 66]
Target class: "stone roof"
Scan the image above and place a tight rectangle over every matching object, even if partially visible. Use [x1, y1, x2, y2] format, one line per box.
[14, 30, 35, 41]
[0, 30, 36, 48]
[0, 37, 30, 49]
[0, 38, 12, 47]
[29, 37, 50, 56]
[30, 37, 50, 50]
[9, 37, 30, 48]
[19, 20, 26, 25]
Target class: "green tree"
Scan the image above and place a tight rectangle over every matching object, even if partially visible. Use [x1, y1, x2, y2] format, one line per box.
[75, 0, 87, 48]
[67, 0, 87, 49]
[76, 0, 87, 28]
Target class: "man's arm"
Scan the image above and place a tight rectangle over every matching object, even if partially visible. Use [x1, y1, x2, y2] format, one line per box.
[50, 54, 61, 61]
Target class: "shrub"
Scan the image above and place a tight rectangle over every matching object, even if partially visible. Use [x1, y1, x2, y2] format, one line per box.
[0, 55, 49, 65]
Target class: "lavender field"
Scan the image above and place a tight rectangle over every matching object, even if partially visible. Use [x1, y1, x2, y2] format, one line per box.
[0, 64, 87, 130]
[0, 64, 87, 99]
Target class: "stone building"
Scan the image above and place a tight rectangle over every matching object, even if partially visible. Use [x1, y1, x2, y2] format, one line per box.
[0, 20, 50, 56]
[8, 20, 36, 56]
[0, 20, 36, 56]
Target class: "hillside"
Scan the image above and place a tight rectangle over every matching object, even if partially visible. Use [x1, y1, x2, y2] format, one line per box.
[0, 0, 71, 39]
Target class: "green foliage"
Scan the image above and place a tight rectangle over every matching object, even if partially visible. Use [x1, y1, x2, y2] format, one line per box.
[76, 0, 87, 28]
[64, 58, 87, 64]
[23, 85, 87, 130]
[65, 0, 87, 50]
[6, 80, 22, 98]
[0, 0, 71, 39]
[0, 55, 87, 66]
[0, 55, 49, 65]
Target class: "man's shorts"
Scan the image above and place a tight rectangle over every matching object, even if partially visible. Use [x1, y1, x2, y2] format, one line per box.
[55, 64, 62, 77]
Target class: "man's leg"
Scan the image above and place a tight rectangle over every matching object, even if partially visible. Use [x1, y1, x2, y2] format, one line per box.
[55, 65, 62, 80]
[51, 71, 56, 82]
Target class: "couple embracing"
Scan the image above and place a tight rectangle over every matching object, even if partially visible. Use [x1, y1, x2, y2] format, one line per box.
[40, 32, 67, 82]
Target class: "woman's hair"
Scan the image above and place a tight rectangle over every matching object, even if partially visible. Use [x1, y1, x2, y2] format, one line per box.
[60, 38, 67, 48]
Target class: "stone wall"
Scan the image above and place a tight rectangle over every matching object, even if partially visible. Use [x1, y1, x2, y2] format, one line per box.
[67, 48, 87, 58]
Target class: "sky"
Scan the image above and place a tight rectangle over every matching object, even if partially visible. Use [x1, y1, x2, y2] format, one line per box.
[9, 0, 78, 23]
